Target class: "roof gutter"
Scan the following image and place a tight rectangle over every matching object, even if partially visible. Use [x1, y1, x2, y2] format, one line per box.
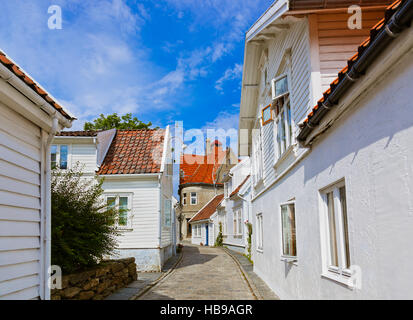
[0, 63, 73, 129]
[297, 0, 413, 145]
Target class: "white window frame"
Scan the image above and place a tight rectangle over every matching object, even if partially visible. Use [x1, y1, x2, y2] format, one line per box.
[104, 193, 133, 230]
[182, 193, 187, 206]
[319, 180, 353, 285]
[279, 201, 297, 263]
[256, 213, 263, 252]
[252, 127, 264, 186]
[272, 75, 294, 163]
[51, 144, 70, 170]
[190, 192, 197, 205]
[224, 182, 229, 198]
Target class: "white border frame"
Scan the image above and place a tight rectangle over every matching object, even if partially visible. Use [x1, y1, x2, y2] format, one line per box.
[279, 200, 298, 263]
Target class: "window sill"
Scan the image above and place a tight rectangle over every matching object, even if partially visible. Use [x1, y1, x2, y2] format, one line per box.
[280, 256, 297, 264]
[273, 144, 295, 168]
[117, 227, 133, 232]
[256, 248, 263, 253]
[321, 271, 354, 289]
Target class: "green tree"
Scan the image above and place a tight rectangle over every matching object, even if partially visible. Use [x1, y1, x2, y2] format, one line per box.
[214, 222, 224, 247]
[51, 165, 122, 273]
[83, 113, 153, 131]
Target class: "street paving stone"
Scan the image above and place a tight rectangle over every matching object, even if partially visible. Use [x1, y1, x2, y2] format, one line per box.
[139, 244, 255, 300]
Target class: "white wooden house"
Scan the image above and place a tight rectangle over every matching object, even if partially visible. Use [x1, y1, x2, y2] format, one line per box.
[0, 50, 76, 299]
[190, 194, 224, 246]
[239, 0, 413, 299]
[53, 127, 175, 272]
[218, 158, 251, 254]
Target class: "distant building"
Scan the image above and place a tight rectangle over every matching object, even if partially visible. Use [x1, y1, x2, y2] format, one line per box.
[177, 139, 237, 240]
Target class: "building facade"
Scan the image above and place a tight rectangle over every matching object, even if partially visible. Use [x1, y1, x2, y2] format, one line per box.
[239, 0, 413, 299]
[53, 127, 175, 272]
[177, 140, 237, 239]
[0, 50, 75, 299]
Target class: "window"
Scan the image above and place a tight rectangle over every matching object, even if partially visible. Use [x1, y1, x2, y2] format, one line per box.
[252, 128, 263, 185]
[51, 144, 69, 169]
[261, 104, 273, 126]
[105, 194, 132, 228]
[271, 74, 289, 100]
[271, 74, 293, 162]
[163, 199, 172, 227]
[233, 211, 237, 235]
[233, 208, 243, 236]
[182, 193, 187, 206]
[320, 181, 351, 279]
[280, 202, 297, 260]
[190, 192, 197, 205]
[256, 213, 263, 251]
[274, 95, 293, 159]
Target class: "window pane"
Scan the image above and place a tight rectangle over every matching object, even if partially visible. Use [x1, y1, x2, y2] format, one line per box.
[262, 105, 272, 124]
[286, 102, 292, 146]
[119, 197, 128, 226]
[281, 110, 286, 152]
[340, 186, 351, 269]
[51, 145, 57, 169]
[327, 192, 339, 267]
[60, 145, 68, 169]
[275, 76, 288, 97]
[281, 204, 297, 257]
[107, 197, 116, 209]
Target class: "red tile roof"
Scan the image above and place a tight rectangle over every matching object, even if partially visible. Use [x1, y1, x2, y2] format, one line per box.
[0, 50, 74, 120]
[230, 175, 250, 198]
[97, 129, 165, 175]
[57, 131, 98, 137]
[179, 144, 227, 186]
[298, 0, 409, 142]
[190, 194, 224, 223]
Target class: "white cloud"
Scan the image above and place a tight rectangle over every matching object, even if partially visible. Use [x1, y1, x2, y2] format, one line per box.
[215, 63, 243, 92]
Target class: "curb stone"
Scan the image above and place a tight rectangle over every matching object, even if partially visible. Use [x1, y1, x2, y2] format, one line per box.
[222, 247, 262, 300]
[130, 251, 184, 300]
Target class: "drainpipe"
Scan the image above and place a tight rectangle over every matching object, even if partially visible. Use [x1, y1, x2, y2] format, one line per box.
[43, 115, 59, 300]
[157, 174, 162, 269]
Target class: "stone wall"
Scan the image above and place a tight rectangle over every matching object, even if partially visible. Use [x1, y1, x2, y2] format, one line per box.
[51, 257, 137, 300]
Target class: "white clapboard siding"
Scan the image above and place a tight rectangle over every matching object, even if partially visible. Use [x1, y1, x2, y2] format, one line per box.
[0, 102, 42, 300]
[102, 179, 160, 249]
[256, 20, 311, 189]
[317, 9, 385, 92]
[71, 144, 97, 173]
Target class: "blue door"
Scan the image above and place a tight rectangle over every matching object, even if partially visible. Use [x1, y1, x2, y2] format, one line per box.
[205, 224, 209, 246]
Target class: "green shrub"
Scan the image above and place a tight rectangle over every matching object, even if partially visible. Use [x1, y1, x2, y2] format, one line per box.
[214, 222, 224, 247]
[51, 165, 120, 274]
[245, 221, 253, 261]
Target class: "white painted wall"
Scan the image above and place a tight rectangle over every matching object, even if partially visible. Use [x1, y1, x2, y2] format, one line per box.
[0, 102, 43, 300]
[251, 42, 413, 299]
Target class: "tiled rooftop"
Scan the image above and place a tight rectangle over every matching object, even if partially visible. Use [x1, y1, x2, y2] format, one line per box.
[190, 194, 224, 223]
[97, 129, 165, 175]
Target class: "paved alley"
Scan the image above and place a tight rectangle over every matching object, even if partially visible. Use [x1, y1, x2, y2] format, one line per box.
[138, 244, 256, 300]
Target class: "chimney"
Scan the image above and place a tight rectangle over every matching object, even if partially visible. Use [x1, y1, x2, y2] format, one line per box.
[205, 138, 211, 155]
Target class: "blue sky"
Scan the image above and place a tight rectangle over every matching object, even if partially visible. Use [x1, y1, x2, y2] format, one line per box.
[0, 0, 273, 140]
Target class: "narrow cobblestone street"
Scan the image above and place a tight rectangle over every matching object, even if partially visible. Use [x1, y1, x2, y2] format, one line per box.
[138, 244, 256, 300]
